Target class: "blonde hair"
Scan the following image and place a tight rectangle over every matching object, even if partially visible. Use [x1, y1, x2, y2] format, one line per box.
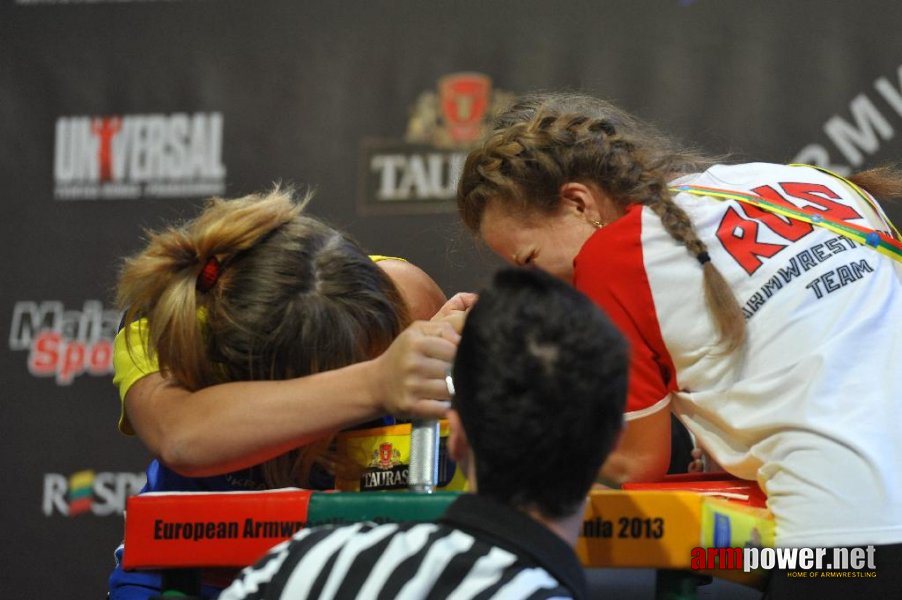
[117, 187, 406, 487]
[458, 92, 745, 352]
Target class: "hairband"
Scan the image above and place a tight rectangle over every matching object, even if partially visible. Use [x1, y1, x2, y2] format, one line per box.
[196, 256, 221, 292]
[696, 251, 711, 265]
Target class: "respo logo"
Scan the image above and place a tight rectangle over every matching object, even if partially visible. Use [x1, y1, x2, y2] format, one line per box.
[42, 470, 146, 517]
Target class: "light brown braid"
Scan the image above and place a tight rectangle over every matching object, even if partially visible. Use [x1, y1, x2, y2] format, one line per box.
[458, 99, 746, 352]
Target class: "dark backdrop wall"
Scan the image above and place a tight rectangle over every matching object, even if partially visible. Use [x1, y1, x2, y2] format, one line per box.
[2, 0, 900, 596]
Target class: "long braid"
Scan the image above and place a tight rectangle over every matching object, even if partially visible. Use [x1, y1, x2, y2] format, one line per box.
[583, 115, 747, 352]
[643, 192, 746, 352]
[459, 106, 746, 352]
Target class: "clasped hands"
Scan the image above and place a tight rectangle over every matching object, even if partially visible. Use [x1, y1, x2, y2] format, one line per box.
[376, 292, 477, 420]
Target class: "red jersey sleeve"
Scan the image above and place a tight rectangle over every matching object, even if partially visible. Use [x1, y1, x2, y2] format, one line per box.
[573, 204, 677, 419]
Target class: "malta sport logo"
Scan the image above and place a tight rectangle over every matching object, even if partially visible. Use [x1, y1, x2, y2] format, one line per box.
[8, 300, 119, 385]
[42, 469, 146, 517]
[359, 72, 515, 214]
[53, 112, 226, 200]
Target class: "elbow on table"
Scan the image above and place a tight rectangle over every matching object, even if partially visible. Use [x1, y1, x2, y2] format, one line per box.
[600, 448, 670, 486]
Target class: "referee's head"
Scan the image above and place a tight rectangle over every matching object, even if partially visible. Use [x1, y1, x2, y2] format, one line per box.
[449, 266, 628, 519]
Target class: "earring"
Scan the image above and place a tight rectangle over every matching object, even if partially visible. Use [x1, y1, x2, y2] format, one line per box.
[590, 219, 606, 229]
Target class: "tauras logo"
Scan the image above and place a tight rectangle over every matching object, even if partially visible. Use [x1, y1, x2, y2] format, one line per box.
[54, 112, 226, 200]
[9, 300, 119, 385]
[794, 63, 902, 175]
[360, 465, 409, 491]
[43, 469, 146, 517]
[359, 72, 516, 214]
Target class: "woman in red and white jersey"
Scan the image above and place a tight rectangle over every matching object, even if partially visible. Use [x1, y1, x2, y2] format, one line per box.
[457, 91, 902, 595]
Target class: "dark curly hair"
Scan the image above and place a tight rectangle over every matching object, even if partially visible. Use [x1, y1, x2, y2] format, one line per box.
[452, 266, 628, 518]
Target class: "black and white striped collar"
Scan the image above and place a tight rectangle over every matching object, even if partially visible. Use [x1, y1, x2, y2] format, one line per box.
[440, 494, 587, 600]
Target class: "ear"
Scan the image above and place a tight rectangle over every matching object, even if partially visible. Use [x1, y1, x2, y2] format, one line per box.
[446, 409, 469, 464]
[559, 182, 604, 220]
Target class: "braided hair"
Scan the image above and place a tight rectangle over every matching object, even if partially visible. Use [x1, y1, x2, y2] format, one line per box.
[458, 92, 746, 352]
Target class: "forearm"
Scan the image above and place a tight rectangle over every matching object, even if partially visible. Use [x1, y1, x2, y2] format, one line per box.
[126, 319, 458, 477]
[128, 360, 385, 477]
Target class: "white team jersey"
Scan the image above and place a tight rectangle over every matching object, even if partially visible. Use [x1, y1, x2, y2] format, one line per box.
[574, 162, 902, 546]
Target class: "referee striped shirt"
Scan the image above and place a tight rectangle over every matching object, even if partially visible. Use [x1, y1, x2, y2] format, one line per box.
[219, 494, 587, 599]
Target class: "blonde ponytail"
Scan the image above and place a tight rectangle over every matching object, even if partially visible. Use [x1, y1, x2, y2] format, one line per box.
[116, 186, 404, 488]
[116, 187, 305, 390]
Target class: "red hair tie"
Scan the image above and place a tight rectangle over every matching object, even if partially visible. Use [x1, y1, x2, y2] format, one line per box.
[196, 256, 221, 292]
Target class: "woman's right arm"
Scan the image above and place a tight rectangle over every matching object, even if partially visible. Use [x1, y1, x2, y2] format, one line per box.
[598, 405, 672, 484]
[573, 226, 681, 484]
[125, 318, 460, 478]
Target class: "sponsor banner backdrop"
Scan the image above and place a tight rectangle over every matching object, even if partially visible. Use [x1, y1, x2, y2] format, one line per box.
[2, 0, 900, 596]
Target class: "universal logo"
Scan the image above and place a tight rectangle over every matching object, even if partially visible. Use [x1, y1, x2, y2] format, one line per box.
[53, 112, 226, 201]
[358, 72, 515, 214]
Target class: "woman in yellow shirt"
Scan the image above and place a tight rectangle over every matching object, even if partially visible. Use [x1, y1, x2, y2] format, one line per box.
[109, 186, 471, 599]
